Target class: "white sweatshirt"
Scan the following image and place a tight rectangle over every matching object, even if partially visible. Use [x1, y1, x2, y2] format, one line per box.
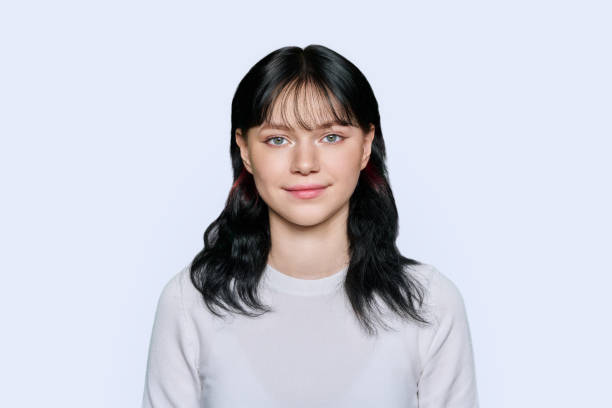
[141, 262, 479, 407]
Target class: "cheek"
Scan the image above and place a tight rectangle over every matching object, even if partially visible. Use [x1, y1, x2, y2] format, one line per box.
[329, 160, 357, 181]
[327, 146, 362, 176]
[251, 153, 285, 192]
[325, 156, 361, 197]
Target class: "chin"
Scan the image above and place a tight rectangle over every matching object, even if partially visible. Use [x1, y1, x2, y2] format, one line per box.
[291, 217, 329, 228]
[275, 207, 334, 228]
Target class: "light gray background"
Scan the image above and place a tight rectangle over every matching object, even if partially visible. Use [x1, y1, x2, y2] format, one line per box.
[1, 0, 610, 406]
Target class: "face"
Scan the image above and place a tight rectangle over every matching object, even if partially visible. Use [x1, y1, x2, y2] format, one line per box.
[234, 85, 375, 228]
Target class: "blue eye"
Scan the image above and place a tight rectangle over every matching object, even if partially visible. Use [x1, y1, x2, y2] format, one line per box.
[266, 136, 287, 146]
[265, 134, 344, 147]
[323, 134, 344, 144]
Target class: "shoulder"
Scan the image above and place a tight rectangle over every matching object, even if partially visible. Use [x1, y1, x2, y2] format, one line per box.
[159, 262, 206, 310]
[153, 262, 208, 321]
[406, 262, 468, 322]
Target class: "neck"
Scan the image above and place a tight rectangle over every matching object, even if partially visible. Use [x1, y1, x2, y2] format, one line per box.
[266, 202, 350, 280]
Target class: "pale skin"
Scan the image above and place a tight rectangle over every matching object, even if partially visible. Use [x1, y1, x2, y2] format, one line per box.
[235, 93, 375, 280]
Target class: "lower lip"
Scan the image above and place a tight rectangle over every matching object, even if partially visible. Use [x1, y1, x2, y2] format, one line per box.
[285, 187, 327, 199]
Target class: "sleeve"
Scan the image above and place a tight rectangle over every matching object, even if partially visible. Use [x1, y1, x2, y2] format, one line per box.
[141, 272, 202, 408]
[417, 268, 480, 408]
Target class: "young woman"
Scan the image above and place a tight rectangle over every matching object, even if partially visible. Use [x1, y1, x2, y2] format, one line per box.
[142, 44, 479, 408]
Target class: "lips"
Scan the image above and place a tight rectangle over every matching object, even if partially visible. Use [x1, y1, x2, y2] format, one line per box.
[283, 184, 328, 199]
[284, 184, 327, 191]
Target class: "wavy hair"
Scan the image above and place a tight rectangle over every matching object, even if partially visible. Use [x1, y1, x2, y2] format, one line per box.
[190, 44, 432, 335]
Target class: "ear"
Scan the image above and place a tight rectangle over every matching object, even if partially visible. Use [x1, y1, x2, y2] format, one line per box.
[360, 124, 375, 170]
[235, 128, 254, 174]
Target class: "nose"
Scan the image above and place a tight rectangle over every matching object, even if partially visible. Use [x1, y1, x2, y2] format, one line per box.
[290, 140, 320, 175]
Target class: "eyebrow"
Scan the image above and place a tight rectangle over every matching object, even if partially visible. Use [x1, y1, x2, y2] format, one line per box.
[260, 120, 348, 131]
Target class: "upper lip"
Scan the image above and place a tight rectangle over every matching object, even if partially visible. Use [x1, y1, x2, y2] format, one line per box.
[284, 184, 328, 191]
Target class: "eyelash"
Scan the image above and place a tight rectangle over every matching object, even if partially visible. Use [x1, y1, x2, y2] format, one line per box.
[264, 134, 345, 146]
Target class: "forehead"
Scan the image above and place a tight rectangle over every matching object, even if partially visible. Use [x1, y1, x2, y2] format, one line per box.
[260, 119, 346, 132]
[262, 79, 356, 132]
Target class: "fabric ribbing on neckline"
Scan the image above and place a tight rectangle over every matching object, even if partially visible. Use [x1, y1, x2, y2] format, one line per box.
[262, 263, 348, 296]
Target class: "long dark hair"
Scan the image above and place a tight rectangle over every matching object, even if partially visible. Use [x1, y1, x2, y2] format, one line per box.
[190, 44, 432, 335]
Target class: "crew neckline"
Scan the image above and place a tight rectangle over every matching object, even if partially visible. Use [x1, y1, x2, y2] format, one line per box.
[262, 263, 348, 296]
